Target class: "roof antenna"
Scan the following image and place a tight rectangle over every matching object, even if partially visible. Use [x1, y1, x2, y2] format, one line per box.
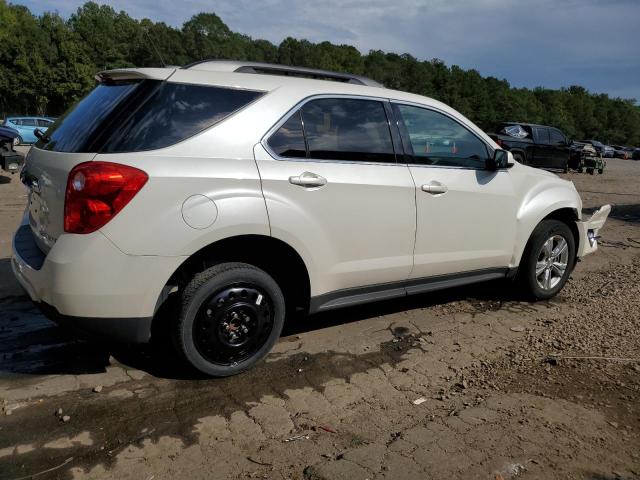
[144, 28, 166, 67]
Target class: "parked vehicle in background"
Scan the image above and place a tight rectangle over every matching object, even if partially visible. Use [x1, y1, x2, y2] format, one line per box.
[0, 125, 24, 173]
[582, 139, 605, 156]
[488, 122, 570, 171]
[633, 148, 640, 160]
[2, 116, 55, 145]
[571, 141, 606, 174]
[602, 145, 615, 158]
[611, 145, 629, 159]
[12, 61, 611, 377]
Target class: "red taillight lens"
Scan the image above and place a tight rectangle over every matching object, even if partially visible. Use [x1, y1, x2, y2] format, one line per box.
[64, 162, 148, 234]
[495, 138, 503, 147]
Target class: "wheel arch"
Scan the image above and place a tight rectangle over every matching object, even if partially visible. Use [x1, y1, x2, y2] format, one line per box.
[513, 199, 581, 267]
[510, 148, 527, 163]
[154, 234, 311, 319]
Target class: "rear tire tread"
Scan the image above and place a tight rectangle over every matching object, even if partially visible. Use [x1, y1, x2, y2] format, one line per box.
[176, 262, 285, 377]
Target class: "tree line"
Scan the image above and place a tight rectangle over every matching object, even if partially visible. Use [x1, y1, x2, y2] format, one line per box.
[1, 1, 639, 145]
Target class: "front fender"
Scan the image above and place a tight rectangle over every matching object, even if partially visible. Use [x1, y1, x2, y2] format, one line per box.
[512, 180, 582, 266]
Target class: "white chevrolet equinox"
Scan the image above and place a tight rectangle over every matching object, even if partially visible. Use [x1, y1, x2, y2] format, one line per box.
[12, 61, 611, 376]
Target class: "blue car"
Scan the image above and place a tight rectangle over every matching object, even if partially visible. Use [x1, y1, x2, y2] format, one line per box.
[2, 116, 56, 145]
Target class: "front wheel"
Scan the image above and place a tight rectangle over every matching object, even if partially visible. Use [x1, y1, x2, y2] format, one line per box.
[598, 168, 604, 174]
[516, 220, 575, 300]
[175, 262, 285, 377]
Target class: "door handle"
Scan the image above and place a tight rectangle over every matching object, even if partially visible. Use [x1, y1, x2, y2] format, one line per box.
[421, 183, 448, 195]
[289, 172, 327, 188]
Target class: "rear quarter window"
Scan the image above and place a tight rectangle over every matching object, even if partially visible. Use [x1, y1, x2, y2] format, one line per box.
[38, 81, 264, 153]
[103, 83, 263, 153]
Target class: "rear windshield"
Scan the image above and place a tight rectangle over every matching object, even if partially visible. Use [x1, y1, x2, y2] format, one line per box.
[38, 80, 264, 153]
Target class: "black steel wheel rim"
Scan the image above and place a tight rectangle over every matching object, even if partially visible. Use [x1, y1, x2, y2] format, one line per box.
[193, 283, 275, 366]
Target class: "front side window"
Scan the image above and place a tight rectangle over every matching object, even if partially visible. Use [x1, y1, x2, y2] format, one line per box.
[299, 98, 395, 163]
[394, 104, 489, 168]
[549, 129, 566, 145]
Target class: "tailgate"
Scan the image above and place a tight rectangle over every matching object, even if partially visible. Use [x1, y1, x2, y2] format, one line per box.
[22, 147, 96, 253]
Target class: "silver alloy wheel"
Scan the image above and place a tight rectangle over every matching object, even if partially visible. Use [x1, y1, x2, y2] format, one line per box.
[13, 136, 19, 147]
[535, 234, 569, 290]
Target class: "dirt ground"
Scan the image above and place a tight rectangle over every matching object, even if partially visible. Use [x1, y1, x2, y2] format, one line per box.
[0, 151, 638, 480]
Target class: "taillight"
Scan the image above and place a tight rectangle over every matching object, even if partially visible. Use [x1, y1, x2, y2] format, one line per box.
[495, 138, 503, 147]
[64, 162, 148, 234]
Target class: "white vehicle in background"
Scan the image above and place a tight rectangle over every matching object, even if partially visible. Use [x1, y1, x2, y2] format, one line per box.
[12, 61, 610, 376]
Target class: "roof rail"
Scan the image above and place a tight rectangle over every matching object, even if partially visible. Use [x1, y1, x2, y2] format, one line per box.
[183, 60, 383, 88]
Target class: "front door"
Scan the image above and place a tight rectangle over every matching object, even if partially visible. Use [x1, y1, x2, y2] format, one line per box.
[392, 103, 517, 279]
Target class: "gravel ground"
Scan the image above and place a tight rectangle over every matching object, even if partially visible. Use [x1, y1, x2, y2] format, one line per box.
[0, 152, 638, 480]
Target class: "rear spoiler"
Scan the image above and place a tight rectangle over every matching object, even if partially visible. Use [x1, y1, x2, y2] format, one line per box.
[96, 68, 176, 83]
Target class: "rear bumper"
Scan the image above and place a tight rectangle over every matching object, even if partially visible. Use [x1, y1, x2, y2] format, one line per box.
[12, 216, 185, 343]
[576, 204, 611, 257]
[0, 150, 24, 173]
[38, 302, 153, 343]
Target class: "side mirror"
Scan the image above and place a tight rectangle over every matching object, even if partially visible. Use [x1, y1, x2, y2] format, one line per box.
[33, 128, 45, 140]
[486, 149, 512, 170]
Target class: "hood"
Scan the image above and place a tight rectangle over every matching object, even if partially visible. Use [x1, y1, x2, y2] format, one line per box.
[0, 125, 19, 141]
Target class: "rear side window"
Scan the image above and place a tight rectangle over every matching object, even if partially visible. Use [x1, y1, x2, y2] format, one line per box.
[535, 127, 550, 144]
[103, 83, 262, 153]
[302, 98, 395, 162]
[268, 111, 307, 158]
[39, 81, 263, 153]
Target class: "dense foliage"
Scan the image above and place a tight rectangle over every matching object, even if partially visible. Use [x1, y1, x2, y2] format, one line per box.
[1, 1, 639, 145]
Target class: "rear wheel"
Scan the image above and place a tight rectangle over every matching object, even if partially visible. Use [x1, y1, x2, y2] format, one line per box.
[598, 168, 604, 174]
[587, 167, 594, 175]
[516, 220, 575, 300]
[175, 262, 285, 377]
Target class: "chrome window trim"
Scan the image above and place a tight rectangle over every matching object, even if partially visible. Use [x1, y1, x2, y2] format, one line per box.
[390, 100, 498, 171]
[260, 93, 403, 167]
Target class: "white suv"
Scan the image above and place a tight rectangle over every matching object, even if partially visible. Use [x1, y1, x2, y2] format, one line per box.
[12, 61, 610, 376]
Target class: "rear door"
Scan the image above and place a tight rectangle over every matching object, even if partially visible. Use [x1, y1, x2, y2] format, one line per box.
[549, 128, 569, 169]
[532, 127, 552, 168]
[255, 96, 416, 297]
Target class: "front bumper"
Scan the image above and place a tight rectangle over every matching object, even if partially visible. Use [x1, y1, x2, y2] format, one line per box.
[12, 217, 185, 343]
[576, 204, 611, 257]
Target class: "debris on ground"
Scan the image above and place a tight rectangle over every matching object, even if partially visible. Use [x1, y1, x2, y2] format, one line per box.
[284, 434, 309, 442]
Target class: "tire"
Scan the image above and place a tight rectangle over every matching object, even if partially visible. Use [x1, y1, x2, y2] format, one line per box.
[175, 262, 285, 377]
[516, 219, 576, 300]
[513, 153, 525, 165]
[598, 168, 604, 174]
[13, 136, 21, 147]
[587, 168, 594, 175]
